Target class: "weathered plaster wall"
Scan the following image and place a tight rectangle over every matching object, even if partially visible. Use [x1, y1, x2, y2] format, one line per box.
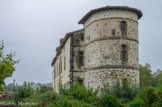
[84, 9, 139, 89]
[53, 37, 71, 92]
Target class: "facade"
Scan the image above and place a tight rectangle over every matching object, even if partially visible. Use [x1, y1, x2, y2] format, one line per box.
[51, 6, 143, 92]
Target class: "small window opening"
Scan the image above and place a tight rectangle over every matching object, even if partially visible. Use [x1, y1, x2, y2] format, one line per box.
[79, 51, 84, 66]
[75, 39, 80, 45]
[57, 65, 59, 76]
[122, 45, 127, 61]
[54, 68, 56, 79]
[81, 35, 84, 40]
[60, 59, 62, 74]
[121, 21, 126, 34]
[78, 78, 83, 84]
[57, 83, 59, 91]
[112, 29, 116, 35]
[64, 57, 66, 70]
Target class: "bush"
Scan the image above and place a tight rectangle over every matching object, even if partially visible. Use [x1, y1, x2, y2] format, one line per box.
[102, 79, 139, 102]
[129, 97, 145, 107]
[98, 94, 121, 107]
[129, 87, 162, 107]
[59, 82, 98, 103]
[14, 82, 34, 103]
[23, 90, 59, 107]
[47, 99, 91, 107]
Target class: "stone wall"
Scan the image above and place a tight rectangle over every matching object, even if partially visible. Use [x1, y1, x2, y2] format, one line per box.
[53, 37, 71, 92]
[83, 9, 139, 89]
[84, 69, 139, 89]
[72, 30, 85, 82]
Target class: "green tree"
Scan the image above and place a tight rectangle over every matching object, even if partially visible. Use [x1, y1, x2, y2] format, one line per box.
[0, 41, 19, 91]
[139, 63, 153, 88]
[153, 69, 162, 87]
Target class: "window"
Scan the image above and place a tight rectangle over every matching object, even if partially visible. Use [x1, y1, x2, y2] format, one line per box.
[60, 79, 62, 85]
[79, 51, 84, 66]
[54, 83, 56, 90]
[112, 29, 116, 35]
[57, 64, 59, 76]
[57, 83, 59, 91]
[64, 56, 66, 70]
[77, 78, 83, 84]
[54, 67, 56, 79]
[75, 39, 80, 45]
[121, 21, 126, 34]
[81, 34, 84, 40]
[60, 60, 62, 73]
[122, 45, 127, 61]
[57, 64, 59, 77]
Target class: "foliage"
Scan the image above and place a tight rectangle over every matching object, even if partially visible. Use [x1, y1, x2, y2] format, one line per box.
[139, 63, 153, 88]
[14, 82, 34, 103]
[29, 91, 58, 107]
[153, 69, 162, 87]
[39, 85, 53, 93]
[2, 63, 162, 106]
[0, 41, 19, 91]
[140, 64, 162, 88]
[23, 89, 91, 107]
[47, 98, 91, 107]
[129, 86, 162, 107]
[98, 94, 121, 107]
[59, 82, 98, 104]
[6, 83, 14, 93]
[102, 79, 139, 103]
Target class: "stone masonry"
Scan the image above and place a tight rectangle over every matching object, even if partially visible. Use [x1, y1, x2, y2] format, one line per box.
[51, 6, 143, 91]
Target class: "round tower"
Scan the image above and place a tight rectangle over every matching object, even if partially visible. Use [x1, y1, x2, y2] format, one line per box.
[79, 6, 143, 89]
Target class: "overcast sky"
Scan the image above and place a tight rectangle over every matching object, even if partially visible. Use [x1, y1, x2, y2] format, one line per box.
[0, 0, 162, 85]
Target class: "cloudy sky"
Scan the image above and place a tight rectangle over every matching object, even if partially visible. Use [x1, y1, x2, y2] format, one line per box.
[0, 0, 162, 85]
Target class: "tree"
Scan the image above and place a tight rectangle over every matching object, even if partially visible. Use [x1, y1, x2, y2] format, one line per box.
[139, 63, 153, 88]
[0, 41, 19, 91]
[153, 69, 162, 87]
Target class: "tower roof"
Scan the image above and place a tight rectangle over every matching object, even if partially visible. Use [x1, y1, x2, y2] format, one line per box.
[78, 6, 143, 24]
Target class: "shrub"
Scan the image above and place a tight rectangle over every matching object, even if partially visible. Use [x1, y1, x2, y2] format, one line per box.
[47, 99, 91, 107]
[129, 97, 145, 107]
[14, 82, 34, 103]
[23, 90, 59, 107]
[59, 82, 98, 103]
[102, 79, 139, 102]
[129, 87, 162, 107]
[98, 94, 121, 107]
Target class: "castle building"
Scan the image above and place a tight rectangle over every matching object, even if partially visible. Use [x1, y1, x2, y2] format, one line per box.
[51, 6, 142, 92]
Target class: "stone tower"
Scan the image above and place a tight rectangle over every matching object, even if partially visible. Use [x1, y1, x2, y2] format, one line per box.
[78, 6, 143, 89]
